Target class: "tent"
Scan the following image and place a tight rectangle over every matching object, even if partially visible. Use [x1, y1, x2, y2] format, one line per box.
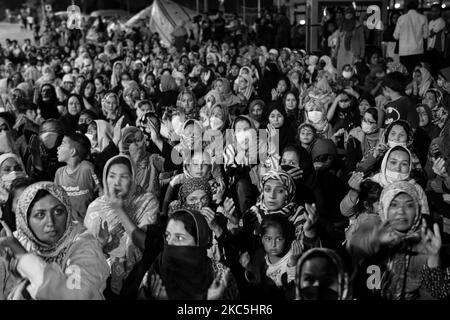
[125, 0, 197, 46]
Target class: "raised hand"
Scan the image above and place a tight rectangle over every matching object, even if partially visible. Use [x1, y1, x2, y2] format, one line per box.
[348, 171, 364, 191]
[421, 218, 441, 258]
[432, 157, 449, 178]
[150, 273, 168, 300]
[304, 203, 318, 238]
[207, 269, 229, 300]
[287, 167, 303, 181]
[373, 220, 403, 247]
[288, 240, 302, 267]
[223, 197, 238, 225]
[200, 207, 222, 236]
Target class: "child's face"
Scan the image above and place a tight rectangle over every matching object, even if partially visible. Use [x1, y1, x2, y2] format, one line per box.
[57, 137, 73, 163]
[262, 226, 286, 259]
[263, 179, 287, 211]
[299, 128, 314, 145]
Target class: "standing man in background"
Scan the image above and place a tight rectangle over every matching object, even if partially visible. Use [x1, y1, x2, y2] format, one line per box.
[393, 0, 428, 74]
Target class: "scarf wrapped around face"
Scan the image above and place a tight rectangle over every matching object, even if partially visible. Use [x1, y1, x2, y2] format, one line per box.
[15, 182, 79, 265]
[169, 177, 212, 213]
[155, 209, 214, 300]
[377, 181, 423, 300]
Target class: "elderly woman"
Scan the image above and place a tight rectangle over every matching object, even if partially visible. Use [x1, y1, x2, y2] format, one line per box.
[138, 208, 239, 300]
[84, 155, 160, 297]
[0, 182, 109, 299]
[347, 181, 439, 300]
[295, 248, 350, 300]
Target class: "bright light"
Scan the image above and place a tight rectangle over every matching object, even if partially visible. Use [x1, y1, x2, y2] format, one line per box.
[300, 19, 306, 25]
[443, 4, 447, 8]
[394, 3, 401, 9]
[352, 2, 357, 9]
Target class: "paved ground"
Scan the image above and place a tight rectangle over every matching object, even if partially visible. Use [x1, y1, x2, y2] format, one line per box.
[0, 22, 33, 45]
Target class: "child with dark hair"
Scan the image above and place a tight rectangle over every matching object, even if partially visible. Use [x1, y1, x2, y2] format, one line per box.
[240, 214, 299, 300]
[54, 132, 101, 223]
[381, 72, 419, 129]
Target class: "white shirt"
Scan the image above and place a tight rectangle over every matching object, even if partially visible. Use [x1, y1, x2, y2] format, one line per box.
[393, 10, 428, 56]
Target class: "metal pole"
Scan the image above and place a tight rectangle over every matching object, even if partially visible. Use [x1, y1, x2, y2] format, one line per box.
[258, 0, 261, 18]
[243, 0, 246, 25]
[196, 0, 199, 14]
[204, 0, 208, 13]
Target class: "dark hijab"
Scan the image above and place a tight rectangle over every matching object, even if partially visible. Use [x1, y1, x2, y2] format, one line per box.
[37, 83, 60, 120]
[153, 209, 213, 300]
[265, 104, 296, 154]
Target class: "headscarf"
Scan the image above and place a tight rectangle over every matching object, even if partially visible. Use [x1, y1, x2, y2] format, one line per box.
[155, 209, 213, 300]
[37, 83, 59, 120]
[236, 73, 254, 101]
[15, 182, 79, 265]
[92, 119, 113, 152]
[248, 99, 267, 126]
[371, 146, 413, 187]
[176, 89, 199, 119]
[214, 78, 241, 108]
[111, 61, 124, 88]
[0, 153, 26, 174]
[416, 67, 432, 97]
[319, 56, 337, 80]
[266, 104, 296, 154]
[377, 181, 423, 300]
[304, 98, 330, 136]
[169, 177, 213, 213]
[426, 88, 448, 129]
[296, 248, 350, 300]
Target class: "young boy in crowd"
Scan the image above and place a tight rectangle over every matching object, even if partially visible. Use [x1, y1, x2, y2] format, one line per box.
[55, 132, 101, 223]
[381, 72, 420, 129]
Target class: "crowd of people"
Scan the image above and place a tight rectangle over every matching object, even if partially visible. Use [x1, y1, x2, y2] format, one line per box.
[0, 1, 450, 300]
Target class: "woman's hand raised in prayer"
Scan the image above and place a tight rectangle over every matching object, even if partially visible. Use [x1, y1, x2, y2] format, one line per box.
[288, 240, 302, 267]
[372, 220, 404, 249]
[222, 197, 239, 226]
[207, 269, 230, 300]
[432, 157, 449, 178]
[348, 171, 364, 192]
[303, 203, 318, 239]
[201, 207, 223, 238]
[421, 218, 441, 268]
[149, 273, 168, 300]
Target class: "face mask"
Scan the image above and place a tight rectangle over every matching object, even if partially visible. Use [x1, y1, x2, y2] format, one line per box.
[342, 71, 353, 79]
[78, 123, 89, 134]
[385, 168, 409, 182]
[2, 171, 27, 190]
[387, 140, 407, 148]
[308, 111, 323, 123]
[299, 286, 340, 300]
[210, 117, 224, 130]
[361, 121, 376, 134]
[62, 65, 71, 73]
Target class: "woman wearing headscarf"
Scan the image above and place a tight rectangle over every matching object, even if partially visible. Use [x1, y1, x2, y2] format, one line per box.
[423, 88, 448, 130]
[110, 61, 124, 89]
[80, 80, 101, 117]
[304, 98, 335, 139]
[241, 170, 319, 255]
[334, 7, 365, 73]
[0, 182, 109, 300]
[407, 67, 433, 99]
[85, 119, 119, 175]
[36, 83, 60, 120]
[319, 56, 338, 81]
[248, 99, 267, 129]
[295, 248, 350, 300]
[24, 119, 65, 181]
[84, 155, 160, 297]
[213, 78, 241, 109]
[282, 91, 303, 130]
[138, 209, 239, 300]
[416, 104, 440, 140]
[176, 89, 199, 121]
[345, 108, 384, 174]
[341, 145, 430, 218]
[34, 65, 60, 90]
[59, 94, 85, 134]
[122, 80, 142, 123]
[347, 181, 437, 300]
[235, 73, 255, 103]
[157, 74, 179, 116]
[264, 103, 297, 156]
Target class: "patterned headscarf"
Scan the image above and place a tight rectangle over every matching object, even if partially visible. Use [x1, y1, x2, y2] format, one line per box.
[15, 182, 78, 265]
[169, 178, 213, 213]
[254, 170, 297, 215]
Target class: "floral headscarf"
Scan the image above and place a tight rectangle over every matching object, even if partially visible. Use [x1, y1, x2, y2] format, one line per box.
[15, 182, 78, 265]
[169, 177, 212, 213]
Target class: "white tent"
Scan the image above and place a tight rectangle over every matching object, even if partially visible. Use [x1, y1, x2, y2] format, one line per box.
[126, 0, 197, 46]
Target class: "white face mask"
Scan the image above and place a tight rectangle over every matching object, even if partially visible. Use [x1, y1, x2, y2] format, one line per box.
[361, 121, 376, 134]
[342, 71, 353, 79]
[387, 140, 407, 148]
[210, 117, 223, 130]
[236, 130, 252, 146]
[62, 65, 72, 73]
[385, 169, 409, 182]
[308, 111, 323, 123]
[2, 171, 27, 190]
